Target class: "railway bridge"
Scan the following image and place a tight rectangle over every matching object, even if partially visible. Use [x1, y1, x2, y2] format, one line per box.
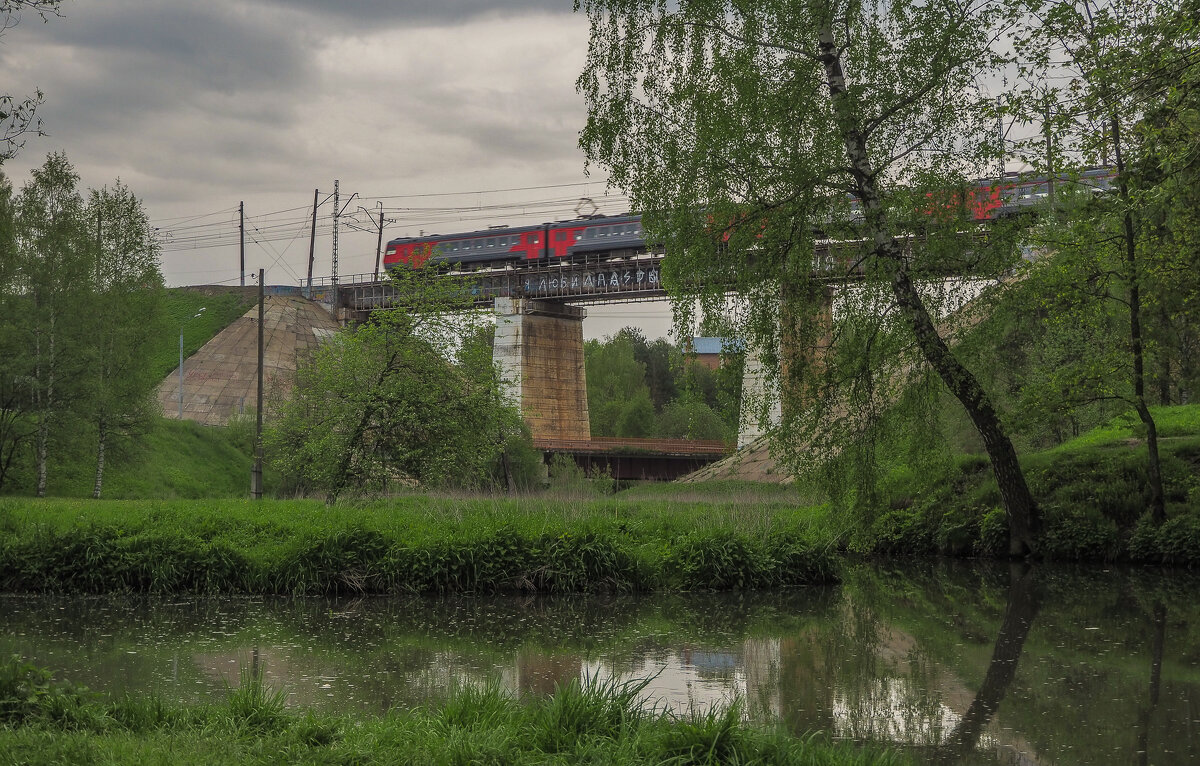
[305, 248, 833, 466]
[300, 168, 1112, 476]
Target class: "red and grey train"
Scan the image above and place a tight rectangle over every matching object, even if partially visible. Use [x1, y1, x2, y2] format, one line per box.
[383, 215, 647, 271]
[382, 169, 1113, 272]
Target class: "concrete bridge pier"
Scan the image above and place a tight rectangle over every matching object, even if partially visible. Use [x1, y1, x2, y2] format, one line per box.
[493, 297, 591, 441]
[736, 285, 834, 449]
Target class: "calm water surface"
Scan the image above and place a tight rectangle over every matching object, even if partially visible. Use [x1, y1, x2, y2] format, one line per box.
[3, 562, 1198, 765]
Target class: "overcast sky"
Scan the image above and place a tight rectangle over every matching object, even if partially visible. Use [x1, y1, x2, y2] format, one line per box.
[2, 0, 676, 336]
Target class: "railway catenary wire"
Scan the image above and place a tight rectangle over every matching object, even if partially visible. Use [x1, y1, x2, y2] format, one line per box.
[154, 192, 633, 253]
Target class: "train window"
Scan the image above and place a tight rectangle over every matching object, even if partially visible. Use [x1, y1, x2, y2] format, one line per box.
[574, 231, 582, 241]
[530, 234, 539, 244]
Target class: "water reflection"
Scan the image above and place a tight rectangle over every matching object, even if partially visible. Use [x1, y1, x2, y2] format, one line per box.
[2, 564, 1197, 765]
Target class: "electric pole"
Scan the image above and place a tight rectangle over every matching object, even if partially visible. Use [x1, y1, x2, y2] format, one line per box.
[306, 188, 318, 297]
[374, 202, 385, 281]
[239, 201, 246, 287]
[252, 268, 264, 500]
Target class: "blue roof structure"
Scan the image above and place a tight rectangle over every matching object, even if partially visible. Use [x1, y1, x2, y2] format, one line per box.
[691, 337, 742, 355]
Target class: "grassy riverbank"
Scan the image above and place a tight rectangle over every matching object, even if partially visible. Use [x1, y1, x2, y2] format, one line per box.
[3, 405, 1197, 593]
[855, 405, 1200, 563]
[0, 496, 837, 594]
[0, 662, 908, 766]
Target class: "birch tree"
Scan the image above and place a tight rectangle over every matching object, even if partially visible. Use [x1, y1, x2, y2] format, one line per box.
[84, 182, 164, 498]
[577, 0, 1040, 554]
[13, 152, 90, 496]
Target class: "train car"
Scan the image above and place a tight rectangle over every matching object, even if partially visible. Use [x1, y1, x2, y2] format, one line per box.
[383, 214, 649, 272]
[382, 169, 1113, 272]
[383, 223, 547, 270]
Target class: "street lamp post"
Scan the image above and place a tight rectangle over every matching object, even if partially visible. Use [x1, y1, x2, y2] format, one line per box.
[178, 307, 207, 419]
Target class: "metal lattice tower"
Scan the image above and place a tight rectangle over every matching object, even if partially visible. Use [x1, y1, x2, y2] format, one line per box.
[331, 179, 340, 288]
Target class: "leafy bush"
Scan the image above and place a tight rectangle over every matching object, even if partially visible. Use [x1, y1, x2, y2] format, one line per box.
[862, 510, 934, 557]
[976, 507, 1008, 557]
[1156, 514, 1200, 566]
[0, 656, 94, 727]
[1038, 507, 1121, 561]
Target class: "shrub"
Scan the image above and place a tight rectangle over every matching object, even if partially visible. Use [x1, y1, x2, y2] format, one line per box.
[1038, 507, 1121, 561]
[863, 509, 934, 557]
[0, 656, 94, 727]
[975, 507, 1009, 557]
[1156, 514, 1200, 566]
[935, 506, 983, 556]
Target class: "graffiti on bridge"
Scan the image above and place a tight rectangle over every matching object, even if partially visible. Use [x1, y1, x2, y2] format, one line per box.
[521, 267, 661, 297]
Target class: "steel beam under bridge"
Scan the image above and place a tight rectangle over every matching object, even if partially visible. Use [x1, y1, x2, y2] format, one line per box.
[534, 437, 732, 481]
[327, 253, 667, 317]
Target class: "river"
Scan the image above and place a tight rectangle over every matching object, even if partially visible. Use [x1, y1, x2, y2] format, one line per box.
[2, 562, 1196, 765]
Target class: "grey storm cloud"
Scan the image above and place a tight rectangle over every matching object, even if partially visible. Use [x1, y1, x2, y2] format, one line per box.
[253, 0, 574, 28]
[20, 4, 312, 93]
[1, 0, 600, 286]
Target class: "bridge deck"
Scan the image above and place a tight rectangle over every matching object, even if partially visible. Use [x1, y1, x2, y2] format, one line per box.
[533, 436, 730, 456]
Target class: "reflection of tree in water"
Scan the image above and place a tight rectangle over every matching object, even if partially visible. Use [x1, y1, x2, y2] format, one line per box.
[773, 562, 1044, 762]
[933, 562, 1041, 765]
[4, 567, 1199, 759]
[1134, 600, 1165, 766]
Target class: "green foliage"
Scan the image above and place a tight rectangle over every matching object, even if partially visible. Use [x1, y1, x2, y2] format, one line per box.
[657, 393, 732, 441]
[855, 405, 1200, 561]
[267, 268, 529, 497]
[586, 331, 655, 437]
[585, 329, 739, 441]
[0, 655, 92, 727]
[1038, 508, 1122, 562]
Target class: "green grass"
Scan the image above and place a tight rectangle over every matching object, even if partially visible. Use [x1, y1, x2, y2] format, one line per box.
[39, 417, 253, 500]
[1044, 403, 1200, 453]
[0, 495, 839, 594]
[861, 404, 1200, 562]
[0, 662, 910, 766]
[150, 288, 257, 381]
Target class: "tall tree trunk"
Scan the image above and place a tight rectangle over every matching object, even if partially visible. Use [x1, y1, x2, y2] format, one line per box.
[35, 313, 56, 498]
[93, 418, 106, 499]
[1111, 113, 1166, 524]
[816, 26, 1038, 555]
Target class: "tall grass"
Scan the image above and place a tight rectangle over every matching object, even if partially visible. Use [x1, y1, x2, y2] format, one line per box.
[0, 660, 912, 766]
[0, 496, 839, 594]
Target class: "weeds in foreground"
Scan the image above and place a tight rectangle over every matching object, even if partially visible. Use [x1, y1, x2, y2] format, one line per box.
[0, 661, 911, 765]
